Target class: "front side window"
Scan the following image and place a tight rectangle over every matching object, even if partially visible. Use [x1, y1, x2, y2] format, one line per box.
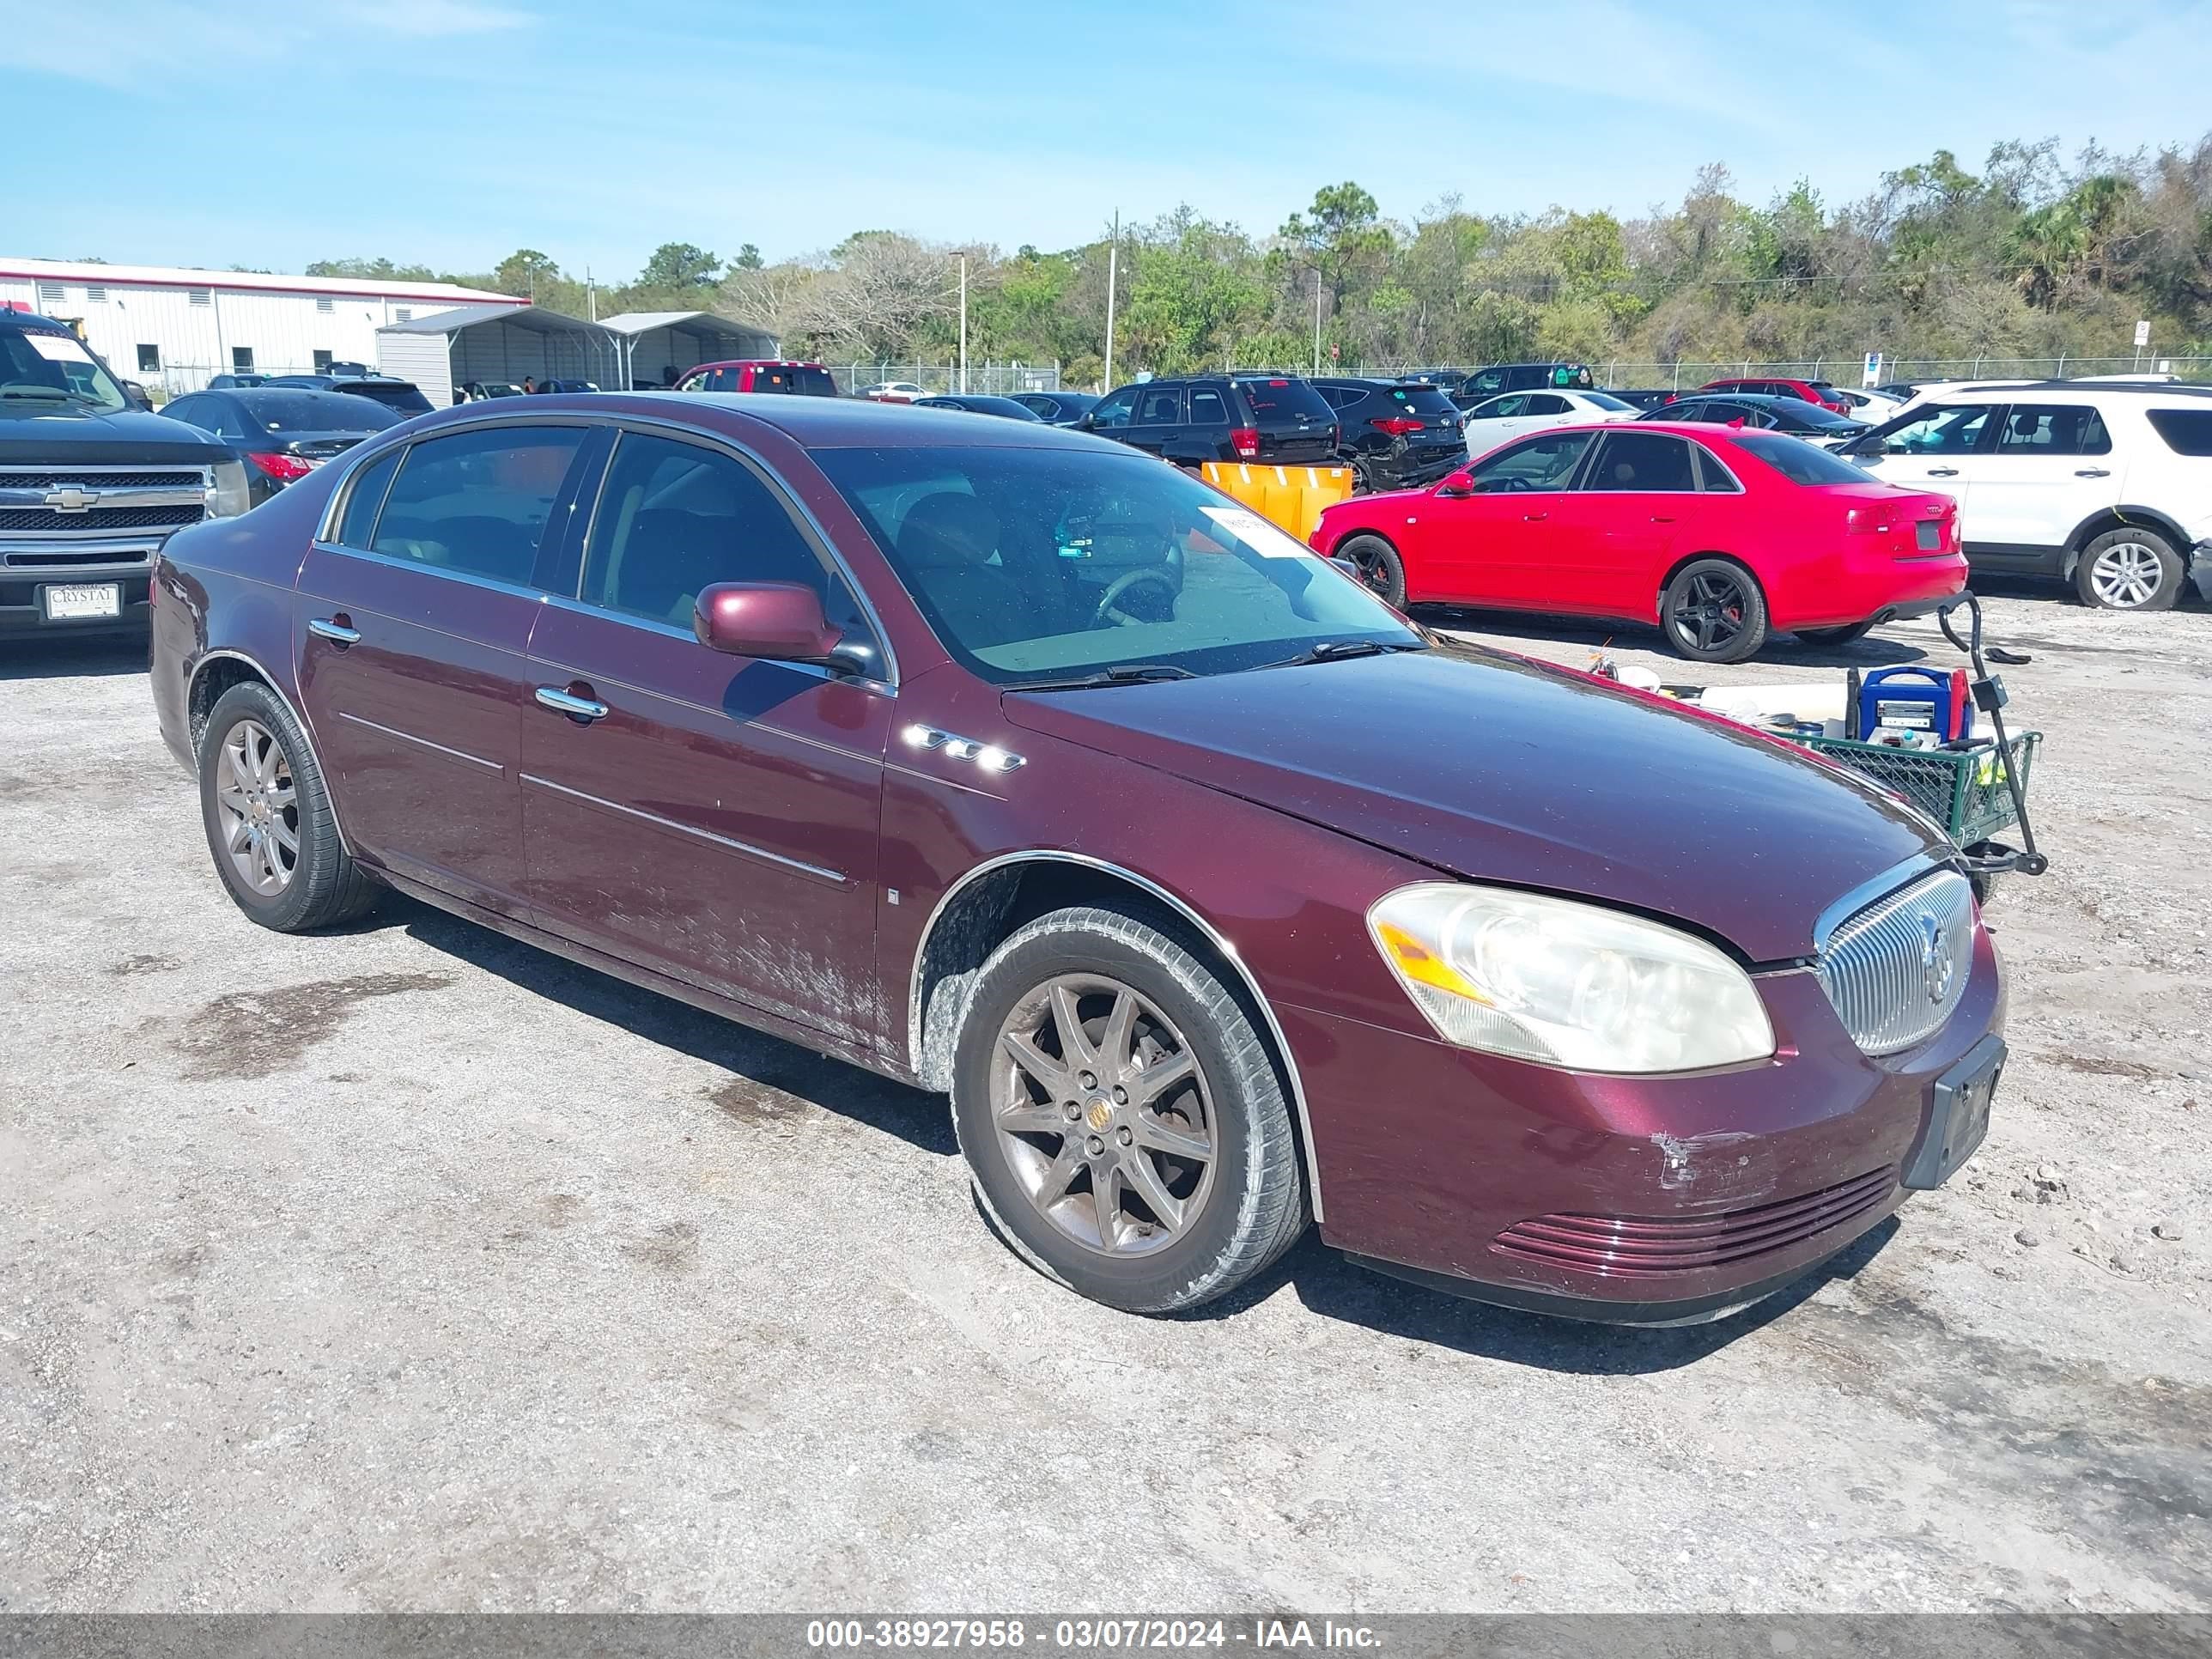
[369, 425, 586, 585]
[580, 433, 866, 641]
[811, 444, 1416, 684]
[1468, 394, 1527, 421]
[1994, 404, 2111, 456]
[1871, 404, 1990, 456]
[1583, 431, 1698, 492]
[1467, 370, 1505, 398]
[1471, 430, 1593, 492]
[1087, 387, 1137, 430]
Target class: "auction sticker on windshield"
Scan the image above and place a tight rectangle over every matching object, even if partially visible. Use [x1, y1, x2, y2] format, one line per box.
[1200, 505, 1310, 558]
[24, 333, 95, 364]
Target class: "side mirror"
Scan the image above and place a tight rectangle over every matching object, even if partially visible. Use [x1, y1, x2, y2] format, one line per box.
[693, 581, 845, 665]
[1436, 470, 1474, 498]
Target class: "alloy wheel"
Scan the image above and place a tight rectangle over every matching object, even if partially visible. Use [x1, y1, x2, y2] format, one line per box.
[2088, 541, 2164, 609]
[214, 718, 299, 896]
[990, 972, 1217, 1256]
[1670, 571, 1747, 653]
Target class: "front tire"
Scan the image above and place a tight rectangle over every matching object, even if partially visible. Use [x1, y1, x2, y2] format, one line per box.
[951, 906, 1308, 1314]
[198, 682, 378, 932]
[1340, 533, 1407, 609]
[2075, 528, 2183, 611]
[1662, 558, 1769, 663]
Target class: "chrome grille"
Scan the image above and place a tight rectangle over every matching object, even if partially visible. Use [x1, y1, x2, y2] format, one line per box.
[1816, 869, 1975, 1054]
[0, 465, 210, 539]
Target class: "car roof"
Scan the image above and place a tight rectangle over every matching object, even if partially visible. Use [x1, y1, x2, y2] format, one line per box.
[422, 390, 1109, 451]
[1907, 380, 2212, 403]
[1676, 392, 1834, 407]
[691, 358, 826, 370]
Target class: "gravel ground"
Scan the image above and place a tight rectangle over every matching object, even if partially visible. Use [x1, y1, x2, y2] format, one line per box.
[3, 583, 2208, 1613]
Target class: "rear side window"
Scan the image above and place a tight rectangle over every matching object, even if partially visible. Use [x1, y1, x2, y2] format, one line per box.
[335, 447, 402, 547]
[1523, 393, 1571, 416]
[1135, 386, 1183, 424]
[582, 432, 835, 628]
[1584, 431, 1697, 492]
[2147, 408, 2212, 455]
[1995, 404, 2111, 456]
[370, 425, 586, 585]
[1731, 432, 1877, 486]
[1188, 388, 1229, 424]
[1233, 378, 1334, 421]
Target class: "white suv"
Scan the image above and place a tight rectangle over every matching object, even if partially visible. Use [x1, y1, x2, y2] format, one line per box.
[1840, 385, 2212, 611]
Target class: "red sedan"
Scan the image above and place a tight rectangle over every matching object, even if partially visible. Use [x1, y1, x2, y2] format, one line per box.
[1677, 375, 1854, 416]
[1310, 422, 1967, 663]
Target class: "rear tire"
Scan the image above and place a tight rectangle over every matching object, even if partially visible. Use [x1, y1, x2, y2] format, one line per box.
[198, 682, 378, 933]
[951, 906, 1308, 1315]
[1662, 558, 1769, 663]
[1340, 533, 1407, 609]
[1796, 620, 1877, 647]
[2075, 527, 2182, 611]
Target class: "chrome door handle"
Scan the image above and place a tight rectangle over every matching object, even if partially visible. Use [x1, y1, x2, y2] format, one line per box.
[1926, 467, 1960, 477]
[307, 617, 361, 645]
[1650, 514, 1677, 523]
[534, 686, 608, 722]
[2074, 467, 2112, 477]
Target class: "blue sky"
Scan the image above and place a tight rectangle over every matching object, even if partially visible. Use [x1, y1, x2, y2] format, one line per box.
[10, 0, 2211, 280]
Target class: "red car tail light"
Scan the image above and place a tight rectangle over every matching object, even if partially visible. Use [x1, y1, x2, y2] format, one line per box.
[1230, 426, 1261, 459]
[1369, 416, 1425, 436]
[246, 452, 313, 483]
[1844, 507, 1896, 537]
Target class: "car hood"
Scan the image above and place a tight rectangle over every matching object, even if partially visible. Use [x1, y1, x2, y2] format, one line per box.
[1002, 644, 1945, 962]
[0, 403, 234, 464]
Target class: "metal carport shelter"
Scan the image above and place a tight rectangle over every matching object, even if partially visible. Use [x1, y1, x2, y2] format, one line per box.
[374, 303, 624, 407]
[599, 312, 778, 390]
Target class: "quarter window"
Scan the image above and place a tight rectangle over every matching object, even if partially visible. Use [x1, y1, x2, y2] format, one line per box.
[1188, 388, 1229, 424]
[369, 425, 586, 585]
[2147, 408, 2212, 455]
[1583, 431, 1698, 492]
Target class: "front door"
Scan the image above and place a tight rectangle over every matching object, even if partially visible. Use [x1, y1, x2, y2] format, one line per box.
[518, 428, 892, 1048]
[295, 422, 598, 916]
[1413, 428, 1595, 606]
[1855, 402, 1994, 520]
[1542, 429, 1701, 615]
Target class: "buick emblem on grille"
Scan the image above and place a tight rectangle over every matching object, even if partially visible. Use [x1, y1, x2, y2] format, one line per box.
[1918, 912, 1953, 1004]
[44, 486, 102, 513]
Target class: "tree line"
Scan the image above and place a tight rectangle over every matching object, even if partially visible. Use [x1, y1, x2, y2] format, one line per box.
[311, 131, 2212, 385]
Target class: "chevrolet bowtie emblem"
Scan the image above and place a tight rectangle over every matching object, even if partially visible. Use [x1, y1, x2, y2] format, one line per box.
[45, 486, 101, 513]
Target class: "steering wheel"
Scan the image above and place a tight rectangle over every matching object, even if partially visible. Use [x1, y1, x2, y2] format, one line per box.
[1091, 567, 1178, 627]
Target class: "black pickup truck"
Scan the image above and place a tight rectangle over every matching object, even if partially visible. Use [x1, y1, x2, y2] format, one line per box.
[2, 308, 246, 638]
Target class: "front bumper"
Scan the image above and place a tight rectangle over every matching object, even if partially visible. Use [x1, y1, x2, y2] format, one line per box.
[0, 538, 162, 635]
[1289, 924, 2005, 1322]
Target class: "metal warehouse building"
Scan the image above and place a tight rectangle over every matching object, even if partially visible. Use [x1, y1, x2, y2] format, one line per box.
[0, 257, 526, 396]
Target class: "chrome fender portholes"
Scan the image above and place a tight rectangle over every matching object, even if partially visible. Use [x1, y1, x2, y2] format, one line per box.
[902, 724, 1026, 773]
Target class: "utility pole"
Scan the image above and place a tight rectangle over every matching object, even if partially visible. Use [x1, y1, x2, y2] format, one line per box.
[586, 267, 596, 323]
[1312, 270, 1322, 375]
[958, 254, 969, 394]
[1103, 209, 1119, 392]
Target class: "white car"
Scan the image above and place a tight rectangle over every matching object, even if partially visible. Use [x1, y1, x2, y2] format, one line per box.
[858, 381, 926, 404]
[1831, 386, 1905, 424]
[1461, 388, 1639, 452]
[1841, 383, 2212, 611]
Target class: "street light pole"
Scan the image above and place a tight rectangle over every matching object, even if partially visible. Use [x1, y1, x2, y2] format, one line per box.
[1103, 209, 1119, 392]
[1312, 270, 1322, 375]
[958, 255, 969, 394]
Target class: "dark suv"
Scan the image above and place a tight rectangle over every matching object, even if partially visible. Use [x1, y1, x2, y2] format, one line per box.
[1080, 374, 1338, 467]
[1, 308, 246, 637]
[1310, 378, 1466, 489]
[1447, 362, 1595, 410]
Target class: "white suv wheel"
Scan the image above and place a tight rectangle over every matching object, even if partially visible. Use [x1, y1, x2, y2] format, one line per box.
[2076, 527, 2183, 612]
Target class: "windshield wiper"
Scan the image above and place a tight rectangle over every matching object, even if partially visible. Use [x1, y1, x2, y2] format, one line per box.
[1009, 663, 1198, 691]
[1255, 638, 1425, 671]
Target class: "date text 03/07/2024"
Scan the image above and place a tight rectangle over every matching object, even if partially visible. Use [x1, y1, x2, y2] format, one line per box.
[803, 1618, 1384, 1649]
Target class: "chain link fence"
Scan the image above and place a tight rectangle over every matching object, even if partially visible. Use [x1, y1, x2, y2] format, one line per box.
[1347, 356, 2212, 389]
[827, 362, 1060, 397]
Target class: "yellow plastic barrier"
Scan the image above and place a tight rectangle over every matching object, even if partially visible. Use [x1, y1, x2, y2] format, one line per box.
[1200, 461, 1355, 545]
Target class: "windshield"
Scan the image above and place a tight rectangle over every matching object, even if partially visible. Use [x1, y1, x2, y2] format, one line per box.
[0, 327, 130, 412]
[234, 390, 402, 433]
[1731, 431, 1878, 485]
[811, 444, 1419, 685]
[1582, 391, 1634, 412]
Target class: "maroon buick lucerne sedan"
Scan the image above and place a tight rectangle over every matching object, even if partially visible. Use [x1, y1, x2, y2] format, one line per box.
[149, 394, 2006, 1322]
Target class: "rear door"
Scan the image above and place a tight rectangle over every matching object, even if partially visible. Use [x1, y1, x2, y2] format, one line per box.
[1123, 384, 1186, 458]
[295, 421, 601, 917]
[1411, 428, 1595, 605]
[1543, 429, 1702, 614]
[1970, 403, 2122, 554]
[518, 427, 892, 1045]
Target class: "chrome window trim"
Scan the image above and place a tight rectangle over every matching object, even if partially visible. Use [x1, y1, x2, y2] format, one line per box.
[186, 647, 354, 856]
[313, 412, 610, 546]
[335, 711, 503, 773]
[908, 849, 1328, 1221]
[518, 772, 846, 885]
[304, 538, 552, 605]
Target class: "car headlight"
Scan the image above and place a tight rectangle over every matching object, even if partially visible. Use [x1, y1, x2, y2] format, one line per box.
[205, 459, 251, 519]
[1367, 883, 1775, 1073]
